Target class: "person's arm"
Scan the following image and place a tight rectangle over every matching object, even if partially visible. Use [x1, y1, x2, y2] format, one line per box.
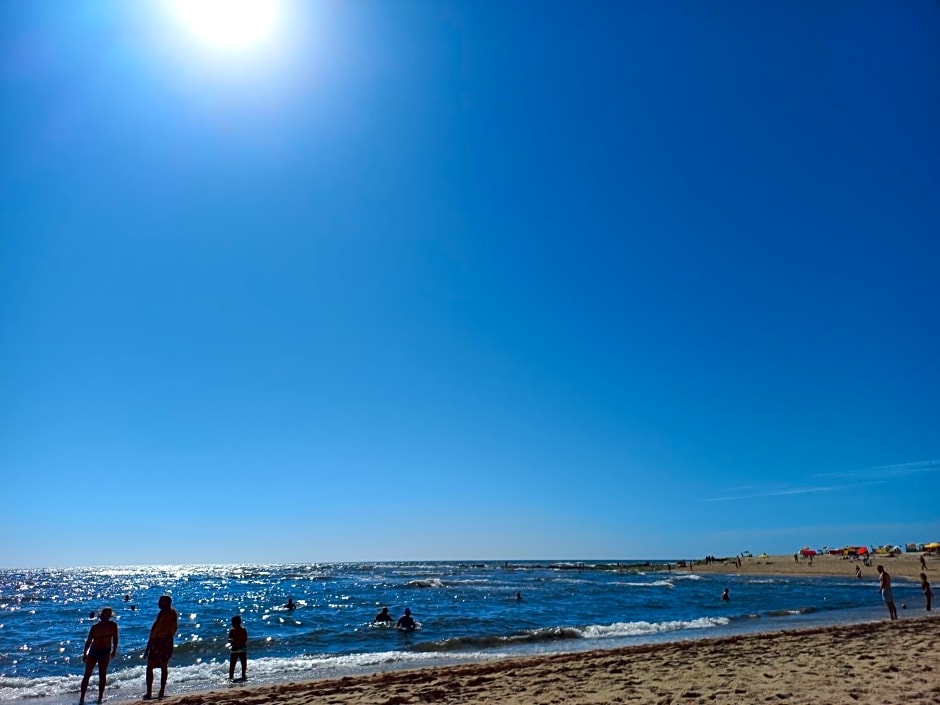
[145, 618, 157, 657]
[111, 624, 119, 658]
[83, 626, 94, 661]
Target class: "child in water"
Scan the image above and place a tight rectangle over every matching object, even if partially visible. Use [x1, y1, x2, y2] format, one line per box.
[228, 615, 248, 681]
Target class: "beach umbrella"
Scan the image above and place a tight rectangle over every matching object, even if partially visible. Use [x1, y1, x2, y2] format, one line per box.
[857, 546, 868, 555]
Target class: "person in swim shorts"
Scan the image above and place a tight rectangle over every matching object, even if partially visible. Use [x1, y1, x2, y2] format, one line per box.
[144, 595, 178, 699]
[80, 607, 118, 704]
[228, 615, 248, 680]
[877, 565, 898, 620]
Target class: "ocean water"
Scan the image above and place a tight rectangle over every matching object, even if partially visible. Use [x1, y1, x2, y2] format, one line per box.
[0, 561, 923, 703]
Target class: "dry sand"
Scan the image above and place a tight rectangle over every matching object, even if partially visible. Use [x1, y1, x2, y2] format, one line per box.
[123, 556, 939, 705]
[679, 550, 935, 583]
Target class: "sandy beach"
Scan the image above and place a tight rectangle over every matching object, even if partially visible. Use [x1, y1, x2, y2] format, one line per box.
[134, 616, 940, 705]
[682, 550, 936, 583]
[118, 556, 937, 705]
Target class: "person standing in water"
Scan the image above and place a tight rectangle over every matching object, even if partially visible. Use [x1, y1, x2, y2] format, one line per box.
[396, 608, 416, 631]
[228, 615, 248, 680]
[144, 595, 179, 699]
[80, 607, 118, 705]
[921, 573, 932, 612]
[374, 607, 393, 623]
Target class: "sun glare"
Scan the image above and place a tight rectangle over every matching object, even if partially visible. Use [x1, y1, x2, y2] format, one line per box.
[169, 0, 284, 51]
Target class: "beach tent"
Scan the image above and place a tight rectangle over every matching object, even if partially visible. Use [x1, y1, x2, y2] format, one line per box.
[856, 546, 868, 555]
[925, 542, 940, 554]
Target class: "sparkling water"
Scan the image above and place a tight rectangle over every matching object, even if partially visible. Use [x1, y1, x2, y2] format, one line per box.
[1, 561, 917, 703]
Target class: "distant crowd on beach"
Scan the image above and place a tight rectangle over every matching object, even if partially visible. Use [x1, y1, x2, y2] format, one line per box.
[692, 552, 933, 623]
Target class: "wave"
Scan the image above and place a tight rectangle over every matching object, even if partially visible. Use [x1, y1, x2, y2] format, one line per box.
[404, 579, 444, 589]
[411, 617, 730, 653]
[612, 580, 675, 588]
[764, 607, 817, 617]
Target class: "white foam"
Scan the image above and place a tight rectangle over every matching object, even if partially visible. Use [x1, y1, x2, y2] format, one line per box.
[578, 617, 729, 640]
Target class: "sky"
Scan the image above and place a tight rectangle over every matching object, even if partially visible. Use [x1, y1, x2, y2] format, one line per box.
[1, 1, 938, 569]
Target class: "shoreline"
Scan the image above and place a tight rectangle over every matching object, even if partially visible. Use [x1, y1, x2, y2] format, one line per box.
[119, 614, 939, 705]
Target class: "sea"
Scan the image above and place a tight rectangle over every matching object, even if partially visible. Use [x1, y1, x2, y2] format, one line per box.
[0, 560, 922, 704]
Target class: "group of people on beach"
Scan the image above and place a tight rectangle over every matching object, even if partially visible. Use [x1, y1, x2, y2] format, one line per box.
[80, 595, 178, 704]
[79, 595, 424, 702]
[876, 565, 932, 620]
[78, 562, 931, 702]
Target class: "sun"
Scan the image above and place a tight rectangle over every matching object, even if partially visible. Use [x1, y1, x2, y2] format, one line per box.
[168, 0, 284, 51]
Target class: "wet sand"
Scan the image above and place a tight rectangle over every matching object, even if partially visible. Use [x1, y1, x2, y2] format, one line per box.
[123, 555, 938, 705]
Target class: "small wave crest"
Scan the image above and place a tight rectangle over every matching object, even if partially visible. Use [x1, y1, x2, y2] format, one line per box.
[404, 579, 444, 589]
[765, 607, 817, 617]
[614, 580, 675, 588]
[412, 617, 730, 653]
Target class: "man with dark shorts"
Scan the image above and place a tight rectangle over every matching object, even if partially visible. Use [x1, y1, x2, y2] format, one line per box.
[144, 595, 178, 699]
[80, 607, 118, 704]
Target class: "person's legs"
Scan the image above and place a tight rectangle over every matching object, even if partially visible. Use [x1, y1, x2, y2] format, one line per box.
[229, 654, 236, 680]
[79, 658, 97, 704]
[239, 653, 247, 680]
[158, 664, 168, 697]
[97, 656, 110, 702]
[145, 662, 154, 698]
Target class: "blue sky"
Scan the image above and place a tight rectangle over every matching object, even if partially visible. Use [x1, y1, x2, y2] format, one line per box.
[1, 1, 938, 568]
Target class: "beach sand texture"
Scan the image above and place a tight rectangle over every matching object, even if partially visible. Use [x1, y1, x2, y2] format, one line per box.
[140, 616, 939, 705]
[684, 550, 935, 582]
[128, 551, 938, 705]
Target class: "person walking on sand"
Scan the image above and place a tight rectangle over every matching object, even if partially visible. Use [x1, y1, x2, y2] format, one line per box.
[144, 595, 178, 699]
[921, 573, 932, 612]
[80, 607, 118, 704]
[877, 566, 898, 620]
[921, 555, 928, 571]
[855, 565, 862, 578]
[228, 615, 248, 681]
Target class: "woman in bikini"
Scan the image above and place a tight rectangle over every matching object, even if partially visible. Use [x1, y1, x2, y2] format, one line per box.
[80, 607, 118, 704]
